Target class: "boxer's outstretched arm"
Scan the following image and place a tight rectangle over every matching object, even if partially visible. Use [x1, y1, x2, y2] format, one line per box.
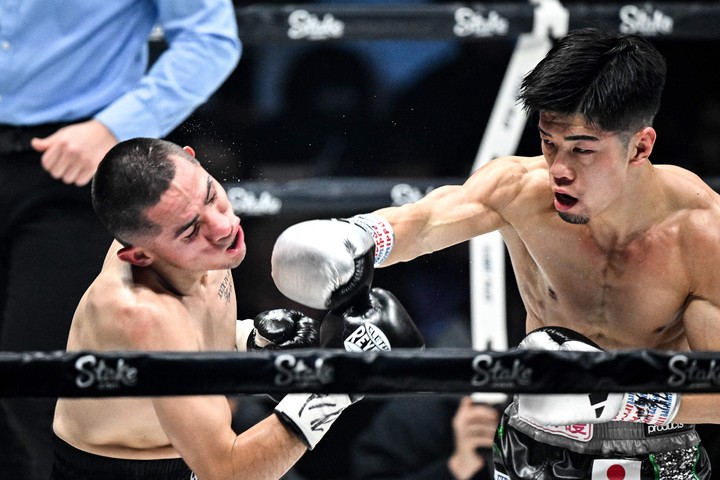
[374, 156, 529, 266]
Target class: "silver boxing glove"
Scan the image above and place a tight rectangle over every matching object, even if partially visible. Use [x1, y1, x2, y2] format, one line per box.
[271, 214, 393, 310]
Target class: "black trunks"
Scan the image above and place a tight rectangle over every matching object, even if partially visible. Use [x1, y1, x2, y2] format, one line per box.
[492, 403, 711, 479]
[50, 432, 195, 480]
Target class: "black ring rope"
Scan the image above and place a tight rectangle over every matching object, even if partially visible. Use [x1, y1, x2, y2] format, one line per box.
[224, 177, 465, 216]
[235, 2, 720, 44]
[2, 349, 719, 398]
[224, 176, 720, 216]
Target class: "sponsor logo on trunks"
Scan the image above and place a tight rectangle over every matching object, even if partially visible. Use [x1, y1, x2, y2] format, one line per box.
[453, 7, 509, 38]
[644, 422, 691, 437]
[471, 354, 533, 389]
[668, 354, 720, 389]
[274, 353, 335, 388]
[74, 354, 138, 391]
[287, 10, 345, 40]
[591, 459, 641, 480]
[494, 472, 510, 480]
[522, 417, 594, 442]
[190, 473, 198, 480]
[619, 5, 673, 36]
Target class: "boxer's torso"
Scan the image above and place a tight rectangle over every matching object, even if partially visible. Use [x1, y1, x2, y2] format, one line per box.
[54, 245, 236, 459]
[497, 157, 720, 350]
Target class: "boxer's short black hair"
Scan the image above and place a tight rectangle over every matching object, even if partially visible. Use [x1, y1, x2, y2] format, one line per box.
[519, 28, 667, 135]
[92, 137, 196, 245]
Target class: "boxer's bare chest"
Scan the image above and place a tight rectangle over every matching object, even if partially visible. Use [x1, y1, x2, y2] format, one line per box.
[502, 221, 690, 349]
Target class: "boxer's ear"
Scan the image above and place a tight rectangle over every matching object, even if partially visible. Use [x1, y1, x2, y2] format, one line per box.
[629, 127, 656, 166]
[117, 246, 153, 266]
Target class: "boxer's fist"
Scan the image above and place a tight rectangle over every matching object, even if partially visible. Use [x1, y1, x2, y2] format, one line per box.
[235, 309, 319, 351]
[516, 327, 680, 426]
[321, 287, 425, 351]
[275, 392, 357, 450]
[271, 214, 394, 310]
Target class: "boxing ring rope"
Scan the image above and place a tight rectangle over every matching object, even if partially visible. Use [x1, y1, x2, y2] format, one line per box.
[223, 177, 465, 216]
[2, 349, 720, 397]
[234, 2, 720, 43]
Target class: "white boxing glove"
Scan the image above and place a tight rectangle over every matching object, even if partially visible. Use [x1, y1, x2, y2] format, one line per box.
[274, 392, 357, 450]
[271, 214, 394, 310]
[235, 319, 255, 352]
[516, 327, 681, 426]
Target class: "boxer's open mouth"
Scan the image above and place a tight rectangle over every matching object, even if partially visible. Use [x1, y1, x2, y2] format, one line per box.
[555, 192, 578, 208]
[227, 232, 239, 251]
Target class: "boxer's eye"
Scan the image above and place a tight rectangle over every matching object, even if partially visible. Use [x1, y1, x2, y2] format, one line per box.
[184, 225, 200, 240]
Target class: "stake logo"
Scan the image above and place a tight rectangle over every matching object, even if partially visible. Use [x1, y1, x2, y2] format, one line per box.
[454, 8, 510, 37]
[74, 354, 138, 390]
[274, 353, 335, 388]
[667, 354, 720, 388]
[619, 5, 673, 35]
[287, 10, 345, 40]
[471, 354, 532, 388]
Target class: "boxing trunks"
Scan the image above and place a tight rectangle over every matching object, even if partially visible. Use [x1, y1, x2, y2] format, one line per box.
[493, 403, 710, 479]
[49, 432, 196, 480]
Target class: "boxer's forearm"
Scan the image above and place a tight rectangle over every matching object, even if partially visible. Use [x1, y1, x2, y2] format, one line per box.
[672, 394, 720, 424]
[229, 415, 308, 480]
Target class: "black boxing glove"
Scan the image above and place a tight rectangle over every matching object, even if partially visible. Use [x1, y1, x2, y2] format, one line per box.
[235, 309, 319, 351]
[274, 288, 423, 450]
[271, 214, 394, 311]
[321, 287, 425, 351]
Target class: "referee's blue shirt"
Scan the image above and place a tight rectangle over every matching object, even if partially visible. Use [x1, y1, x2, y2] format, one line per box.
[0, 0, 241, 140]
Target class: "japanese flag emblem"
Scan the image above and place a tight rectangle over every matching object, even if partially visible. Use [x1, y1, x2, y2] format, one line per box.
[591, 459, 641, 480]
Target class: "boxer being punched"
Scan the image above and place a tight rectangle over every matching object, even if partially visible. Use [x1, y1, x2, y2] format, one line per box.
[51, 138, 423, 480]
[271, 29, 719, 478]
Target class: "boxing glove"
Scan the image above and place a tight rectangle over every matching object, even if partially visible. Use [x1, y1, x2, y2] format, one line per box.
[321, 287, 425, 351]
[235, 309, 319, 351]
[271, 214, 394, 310]
[516, 327, 680, 426]
[274, 288, 423, 450]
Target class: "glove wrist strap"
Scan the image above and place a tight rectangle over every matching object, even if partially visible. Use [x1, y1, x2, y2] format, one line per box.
[613, 392, 681, 425]
[350, 213, 394, 266]
[235, 319, 255, 352]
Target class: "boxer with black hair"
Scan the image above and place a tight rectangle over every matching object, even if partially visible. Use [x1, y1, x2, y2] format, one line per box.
[269, 28, 718, 478]
[51, 138, 423, 480]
